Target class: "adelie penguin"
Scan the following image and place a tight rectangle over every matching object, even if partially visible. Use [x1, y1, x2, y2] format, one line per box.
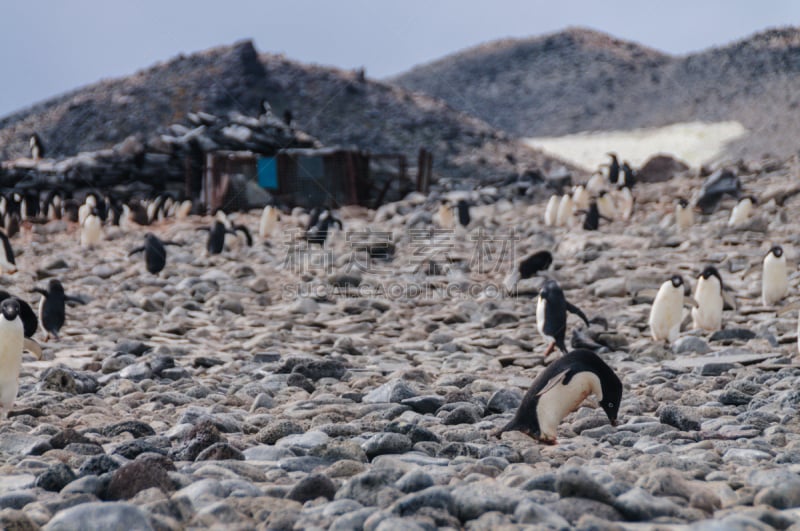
[129, 233, 181, 275]
[762, 245, 788, 306]
[580, 201, 609, 231]
[675, 198, 694, 231]
[0, 294, 43, 417]
[305, 210, 343, 248]
[537, 279, 590, 356]
[456, 199, 471, 228]
[692, 266, 724, 332]
[728, 195, 757, 227]
[201, 220, 252, 255]
[80, 207, 103, 248]
[29, 133, 45, 162]
[0, 229, 17, 275]
[494, 349, 622, 444]
[503, 250, 553, 292]
[649, 275, 687, 343]
[435, 200, 455, 229]
[32, 279, 85, 341]
[606, 153, 620, 186]
[259, 206, 279, 239]
[543, 195, 559, 227]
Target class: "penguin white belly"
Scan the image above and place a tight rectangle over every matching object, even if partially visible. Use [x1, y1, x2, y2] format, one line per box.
[573, 186, 590, 211]
[544, 196, 559, 227]
[586, 174, 605, 194]
[0, 318, 24, 416]
[536, 296, 548, 340]
[81, 217, 103, 247]
[762, 256, 788, 306]
[676, 205, 693, 230]
[78, 204, 90, 225]
[597, 195, 615, 220]
[556, 195, 573, 227]
[692, 278, 723, 331]
[260, 207, 279, 238]
[618, 189, 634, 220]
[649, 285, 683, 342]
[437, 205, 454, 229]
[536, 372, 602, 440]
[176, 200, 192, 219]
[728, 200, 752, 226]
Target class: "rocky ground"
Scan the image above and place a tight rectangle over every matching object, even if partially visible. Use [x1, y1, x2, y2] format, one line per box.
[1, 159, 800, 530]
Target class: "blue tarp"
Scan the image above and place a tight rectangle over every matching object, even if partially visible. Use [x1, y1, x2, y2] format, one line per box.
[257, 157, 278, 190]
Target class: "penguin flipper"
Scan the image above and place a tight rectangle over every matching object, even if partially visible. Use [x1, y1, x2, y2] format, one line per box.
[565, 301, 591, 327]
[233, 225, 253, 246]
[535, 369, 570, 398]
[128, 246, 145, 256]
[32, 287, 48, 296]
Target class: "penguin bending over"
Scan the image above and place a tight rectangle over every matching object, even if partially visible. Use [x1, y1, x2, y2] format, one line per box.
[649, 275, 686, 343]
[537, 279, 591, 355]
[728, 196, 756, 226]
[692, 266, 724, 331]
[762, 245, 788, 306]
[503, 251, 553, 292]
[305, 211, 343, 248]
[494, 349, 622, 444]
[0, 230, 17, 274]
[129, 233, 181, 275]
[32, 279, 85, 341]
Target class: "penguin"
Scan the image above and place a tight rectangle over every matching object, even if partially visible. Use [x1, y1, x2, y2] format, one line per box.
[456, 199, 471, 228]
[586, 172, 605, 195]
[0, 291, 42, 365]
[691, 266, 724, 332]
[175, 200, 193, 220]
[572, 185, 590, 211]
[675, 198, 693, 231]
[204, 220, 230, 255]
[305, 211, 343, 248]
[615, 185, 635, 221]
[0, 299, 26, 418]
[544, 195, 559, 227]
[728, 195, 756, 226]
[42, 189, 65, 220]
[494, 349, 622, 444]
[537, 279, 590, 356]
[762, 245, 788, 306]
[32, 279, 85, 341]
[129, 233, 181, 275]
[620, 161, 636, 188]
[3, 213, 20, 239]
[503, 250, 553, 292]
[649, 275, 686, 343]
[259, 205, 279, 239]
[0, 230, 17, 274]
[581, 201, 606, 231]
[62, 199, 80, 223]
[606, 153, 620, 186]
[555, 194, 574, 227]
[78, 194, 97, 226]
[596, 191, 615, 220]
[29, 133, 45, 161]
[80, 208, 103, 248]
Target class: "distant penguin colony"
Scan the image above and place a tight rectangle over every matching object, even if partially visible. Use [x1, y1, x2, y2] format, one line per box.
[495, 349, 622, 444]
[649, 275, 686, 343]
[536, 279, 591, 355]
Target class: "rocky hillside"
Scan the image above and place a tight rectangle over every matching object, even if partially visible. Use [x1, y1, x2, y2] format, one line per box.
[392, 27, 800, 161]
[0, 41, 573, 187]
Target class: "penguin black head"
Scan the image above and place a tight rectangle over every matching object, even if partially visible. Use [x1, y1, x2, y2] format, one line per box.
[769, 245, 784, 258]
[1, 298, 19, 322]
[48, 278, 65, 296]
[677, 198, 689, 208]
[539, 279, 562, 302]
[670, 275, 684, 288]
[699, 266, 722, 283]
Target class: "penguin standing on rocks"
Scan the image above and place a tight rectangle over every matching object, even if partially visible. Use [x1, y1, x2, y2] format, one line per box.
[29, 133, 45, 161]
[0, 299, 27, 418]
[606, 153, 620, 186]
[572, 185, 590, 211]
[503, 251, 553, 292]
[456, 199, 471, 228]
[675, 198, 694, 231]
[305, 211, 343, 248]
[692, 266, 724, 331]
[32, 279, 85, 341]
[762, 245, 788, 306]
[544, 195, 560, 227]
[556, 194, 574, 227]
[129, 233, 181, 275]
[80, 208, 103, 248]
[649, 275, 686, 343]
[728, 196, 757, 227]
[259, 205, 279, 239]
[596, 191, 616, 220]
[201, 220, 252, 255]
[436, 200, 455, 230]
[494, 349, 622, 444]
[0, 230, 17, 275]
[581, 201, 609, 231]
[537, 279, 591, 356]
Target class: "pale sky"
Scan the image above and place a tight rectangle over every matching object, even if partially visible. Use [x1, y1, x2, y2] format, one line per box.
[2, 0, 799, 118]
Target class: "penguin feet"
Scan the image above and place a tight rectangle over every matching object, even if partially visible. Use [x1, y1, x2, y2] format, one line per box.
[536, 434, 558, 445]
[543, 341, 556, 357]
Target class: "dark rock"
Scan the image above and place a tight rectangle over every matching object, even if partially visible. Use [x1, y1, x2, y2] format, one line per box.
[548, 497, 624, 525]
[35, 463, 76, 492]
[116, 340, 152, 356]
[64, 443, 104, 456]
[195, 443, 245, 461]
[49, 428, 91, 449]
[286, 473, 337, 503]
[441, 404, 483, 425]
[292, 359, 347, 380]
[278, 456, 331, 473]
[362, 433, 413, 459]
[364, 380, 417, 404]
[389, 486, 454, 516]
[256, 420, 304, 445]
[171, 420, 223, 461]
[754, 479, 800, 509]
[112, 437, 170, 459]
[105, 455, 175, 500]
[395, 470, 435, 494]
[78, 455, 121, 477]
[520, 473, 557, 492]
[0, 491, 37, 510]
[637, 154, 689, 183]
[335, 468, 404, 506]
[513, 498, 571, 528]
[102, 420, 156, 438]
[700, 362, 736, 376]
[709, 328, 756, 342]
[482, 311, 519, 328]
[401, 395, 443, 414]
[287, 372, 315, 392]
[613, 487, 682, 520]
[451, 483, 526, 521]
[486, 388, 522, 413]
[658, 404, 701, 431]
[43, 501, 154, 531]
[38, 367, 98, 394]
[719, 389, 753, 406]
[556, 467, 616, 505]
